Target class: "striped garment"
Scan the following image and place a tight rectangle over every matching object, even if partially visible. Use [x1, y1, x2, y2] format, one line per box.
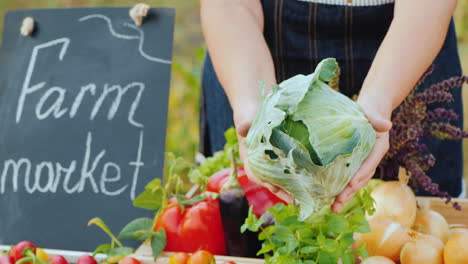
[297, 0, 395, 6]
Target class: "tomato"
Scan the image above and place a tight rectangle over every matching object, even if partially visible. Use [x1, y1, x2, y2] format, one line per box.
[187, 250, 215, 264]
[0, 255, 14, 264]
[10, 241, 37, 263]
[168, 252, 190, 264]
[76, 255, 98, 264]
[47, 255, 69, 264]
[118, 257, 140, 264]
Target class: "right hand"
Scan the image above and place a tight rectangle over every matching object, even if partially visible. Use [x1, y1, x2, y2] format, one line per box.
[235, 109, 294, 204]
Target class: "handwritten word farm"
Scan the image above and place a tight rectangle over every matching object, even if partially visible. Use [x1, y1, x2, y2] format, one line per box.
[0, 38, 146, 200]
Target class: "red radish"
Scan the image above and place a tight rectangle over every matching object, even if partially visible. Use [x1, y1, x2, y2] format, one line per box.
[0, 256, 14, 264]
[367, 181, 417, 228]
[10, 241, 37, 263]
[48, 255, 69, 264]
[76, 255, 98, 264]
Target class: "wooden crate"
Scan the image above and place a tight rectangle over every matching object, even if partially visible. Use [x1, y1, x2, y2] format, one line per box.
[0, 246, 264, 264]
[2, 198, 466, 263]
[133, 244, 264, 264]
[416, 197, 468, 225]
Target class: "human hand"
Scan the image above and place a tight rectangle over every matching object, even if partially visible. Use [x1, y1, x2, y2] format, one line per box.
[331, 100, 392, 213]
[234, 105, 294, 204]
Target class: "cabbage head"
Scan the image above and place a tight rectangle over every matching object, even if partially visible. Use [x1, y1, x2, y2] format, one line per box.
[244, 58, 376, 220]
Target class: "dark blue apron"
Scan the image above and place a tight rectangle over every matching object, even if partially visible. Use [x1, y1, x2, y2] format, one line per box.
[200, 0, 464, 197]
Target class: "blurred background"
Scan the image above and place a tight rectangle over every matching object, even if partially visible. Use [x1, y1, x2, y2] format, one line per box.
[0, 0, 467, 175]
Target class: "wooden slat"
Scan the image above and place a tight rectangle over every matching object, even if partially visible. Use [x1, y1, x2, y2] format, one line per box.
[153, 252, 264, 264]
[133, 244, 264, 264]
[416, 197, 468, 225]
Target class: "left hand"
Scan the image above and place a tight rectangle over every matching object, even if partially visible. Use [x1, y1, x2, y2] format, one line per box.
[331, 101, 392, 213]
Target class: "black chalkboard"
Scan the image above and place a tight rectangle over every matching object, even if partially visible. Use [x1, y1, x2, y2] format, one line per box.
[0, 7, 174, 251]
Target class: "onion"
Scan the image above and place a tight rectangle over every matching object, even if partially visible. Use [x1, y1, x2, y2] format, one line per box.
[360, 256, 395, 264]
[444, 232, 468, 264]
[400, 234, 444, 264]
[354, 218, 411, 261]
[449, 224, 468, 239]
[367, 181, 417, 228]
[412, 209, 449, 243]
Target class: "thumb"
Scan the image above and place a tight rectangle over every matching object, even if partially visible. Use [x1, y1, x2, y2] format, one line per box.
[361, 107, 392, 133]
[236, 120, 252, 138]
[370, 117, 392, 133]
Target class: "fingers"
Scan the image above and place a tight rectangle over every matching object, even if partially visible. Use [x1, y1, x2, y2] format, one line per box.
[372, 118, 392, 133]
[236, 115, 293, 204]
[332, 132, 389, 213]
[243, 161, 293, 204]
[236, 121, 252, 138]
[356, 99, 392, 133]
[331, 168, 375, 213]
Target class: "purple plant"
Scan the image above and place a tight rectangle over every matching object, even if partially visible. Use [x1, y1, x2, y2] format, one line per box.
[379, 66, 468, 210]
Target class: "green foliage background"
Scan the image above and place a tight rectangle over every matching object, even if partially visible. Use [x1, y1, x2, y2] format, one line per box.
[0, 1, 466, 172]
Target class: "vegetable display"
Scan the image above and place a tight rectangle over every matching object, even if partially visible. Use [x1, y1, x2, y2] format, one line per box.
[242, 185, 376, 264]
[154, 194, 226, 255]
[245, 58, 376, 220]
[357, 180, 468, 263]
[0, 242, 99, 264]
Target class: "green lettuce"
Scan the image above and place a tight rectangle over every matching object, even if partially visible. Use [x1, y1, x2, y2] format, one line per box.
[245, 58, 376, 220]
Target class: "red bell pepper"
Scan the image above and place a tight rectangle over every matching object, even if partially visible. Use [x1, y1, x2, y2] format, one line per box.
[154, 194, 226, 255]
[207, 166, 286, 217]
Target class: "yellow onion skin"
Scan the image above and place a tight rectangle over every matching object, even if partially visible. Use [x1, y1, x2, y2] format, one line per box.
[360, 256, 395, 264]
[367, 181, 417, 228]
[412, 209, 450, 243]
[444, 232, 468, 264]
[448, 224, 468, 239]
[354, 218, 411, 262]
[400, 234, 444, 264]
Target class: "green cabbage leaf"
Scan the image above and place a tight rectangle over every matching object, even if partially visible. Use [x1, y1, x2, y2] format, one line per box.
[245, 58, 376, 220]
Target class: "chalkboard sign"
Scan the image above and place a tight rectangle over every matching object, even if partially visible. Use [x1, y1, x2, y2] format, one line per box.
[0, 7, 174, 251]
